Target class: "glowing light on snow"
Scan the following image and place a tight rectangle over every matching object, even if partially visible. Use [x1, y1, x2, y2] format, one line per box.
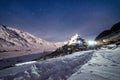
[64, 41, 68, 45]
[103, 40, 106, 42]
[68, 34, 80, 45]
[87, 40, 97, 46]
[77, 41, 82, 44]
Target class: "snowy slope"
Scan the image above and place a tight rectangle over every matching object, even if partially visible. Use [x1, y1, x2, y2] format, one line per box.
[0, 51, 93, 80]
[0, 25, 63, 52]
[68, 47, 120, 80]
[0, 46, 120, 80]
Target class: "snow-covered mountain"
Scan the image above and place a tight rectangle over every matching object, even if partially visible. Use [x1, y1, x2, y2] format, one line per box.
[67, 34, 86, 46]
[0, 45, 120, 80]
[37, 34, 88, 60]
[0, 25, 63, 52]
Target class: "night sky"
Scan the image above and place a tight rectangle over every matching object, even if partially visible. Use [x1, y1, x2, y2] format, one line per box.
[0, 0, 120, 42]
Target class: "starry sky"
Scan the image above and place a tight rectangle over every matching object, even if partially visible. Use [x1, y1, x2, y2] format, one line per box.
[0, 0, 120, 42]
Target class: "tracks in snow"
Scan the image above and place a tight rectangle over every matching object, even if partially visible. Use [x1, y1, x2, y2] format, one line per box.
[0, 51, 94, 80]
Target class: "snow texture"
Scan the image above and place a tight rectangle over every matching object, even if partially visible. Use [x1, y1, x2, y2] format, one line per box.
[68, 47, 120, 80]
[0, 51, 93, 80]
[0, 47, 120, 80]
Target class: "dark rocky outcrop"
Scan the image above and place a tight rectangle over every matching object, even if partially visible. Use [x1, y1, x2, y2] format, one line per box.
[95, 22, 120, 40]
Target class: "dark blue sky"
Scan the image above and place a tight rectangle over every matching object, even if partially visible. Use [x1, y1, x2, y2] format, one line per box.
[0, 0, 120, 42]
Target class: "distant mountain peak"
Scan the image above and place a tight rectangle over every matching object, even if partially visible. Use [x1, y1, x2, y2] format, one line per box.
[0, 25, 63, 52]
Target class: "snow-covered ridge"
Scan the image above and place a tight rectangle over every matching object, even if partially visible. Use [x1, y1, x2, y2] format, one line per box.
[0, 25, 63, 52]
[95, 22, 120, 41]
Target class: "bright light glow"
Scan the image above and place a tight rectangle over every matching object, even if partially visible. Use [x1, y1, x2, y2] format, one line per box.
[94, 41, 97, 45]
[64, 41, 68, 45]
[68, 34, 79, 45]
[103, 40, 106, 42]
[87, 40, 97, 46]
[77, 40, 82, 44]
